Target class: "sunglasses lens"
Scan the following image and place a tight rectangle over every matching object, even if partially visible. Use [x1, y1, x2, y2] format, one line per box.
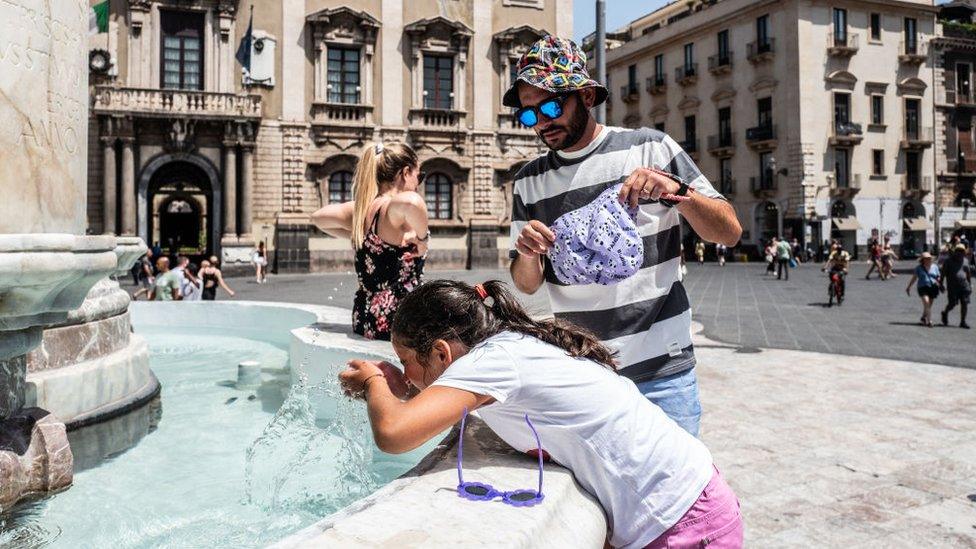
[518, 109, 538, 127]
[509, 491, 539, 502]
[463, 485, 491, 497]
[539, 99, 562, 119]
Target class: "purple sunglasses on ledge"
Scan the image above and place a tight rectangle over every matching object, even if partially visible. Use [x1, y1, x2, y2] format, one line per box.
[457, 408, 545, 507]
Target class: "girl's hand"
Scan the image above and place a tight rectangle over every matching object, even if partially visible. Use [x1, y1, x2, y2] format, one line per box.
[339, 359, 385, 398]
[375, 361, 411, 399]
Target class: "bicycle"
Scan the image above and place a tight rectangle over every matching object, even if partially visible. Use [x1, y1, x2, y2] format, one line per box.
[826, 270, 845, 307]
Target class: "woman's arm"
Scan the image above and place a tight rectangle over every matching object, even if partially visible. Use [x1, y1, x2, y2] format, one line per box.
[216, 270, 236, 297]
[340, 360, 490, 454]
[906, 274, 917, 295]
[310, 201, 355, 239]
[386, 191, 429, 237]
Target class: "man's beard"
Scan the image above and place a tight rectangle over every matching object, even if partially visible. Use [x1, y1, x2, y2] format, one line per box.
[541, 96, 590, 151]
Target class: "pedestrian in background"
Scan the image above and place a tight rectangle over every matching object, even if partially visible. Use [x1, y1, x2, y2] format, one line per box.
[776, 236, 792, 280]
[716, 243, 727, 266]
[764, 239, 776, 276]
[941, 244, 972, 329]
[695, 240, 706, 265]
[252, 241, 268, 284]
[906, 252, 941, 327]
[199, 258, 236, 301]
[149, 257, 181, 301]
[865, 237, 883, 280]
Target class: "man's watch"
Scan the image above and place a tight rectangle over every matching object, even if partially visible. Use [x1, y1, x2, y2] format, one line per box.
[659, 175, 691, 208]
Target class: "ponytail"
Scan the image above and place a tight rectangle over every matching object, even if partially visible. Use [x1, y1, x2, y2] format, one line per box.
[391, 280, 617, 369]
[350, 142, 420, 249]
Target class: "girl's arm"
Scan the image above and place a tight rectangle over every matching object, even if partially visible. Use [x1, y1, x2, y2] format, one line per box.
[310, 201, 355, 239]
[386, 191, 429, 238]
[340, 360, 490, 454]
[216, 270, 236, 297]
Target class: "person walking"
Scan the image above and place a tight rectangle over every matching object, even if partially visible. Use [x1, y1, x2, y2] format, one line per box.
[252, 241, 269, 284]
[941, 244, 972, 329]
[131, 247, 155, 300]
[775, 236, 792, 280]
[906, 252, 942, 327]
[764, 239, 777, 276]
[199, 258, 235, 301]
[880, 236, 898, 280]
[865, 238, 883, 280]
[311, 141, 429, 341]
[181, 263, 203, 301]
[694, 240, 706, 265]
[149, 257, 181, 301]
[716, 243, 727, 266]
[505, 36, 742, 436]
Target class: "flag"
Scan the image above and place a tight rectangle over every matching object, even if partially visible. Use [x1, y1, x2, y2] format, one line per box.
[235, 7, 254, 74]
[89, 0, 109, 35]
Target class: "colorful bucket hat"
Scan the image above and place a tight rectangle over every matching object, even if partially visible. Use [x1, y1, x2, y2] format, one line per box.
[503, 35, 609, 108]
[547, 184, 644, 286]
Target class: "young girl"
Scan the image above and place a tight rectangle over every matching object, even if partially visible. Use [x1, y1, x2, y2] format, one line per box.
[906, 252, 942, 327]
[252, 241, 268, 284]
[339, 280, 743, 549]
[311, 142, 429, 341]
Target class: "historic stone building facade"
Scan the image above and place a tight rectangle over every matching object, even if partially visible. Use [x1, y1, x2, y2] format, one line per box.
[87, 0, 571, 273]
[595, 0, 938, 257]
[932, 0, 976, 244]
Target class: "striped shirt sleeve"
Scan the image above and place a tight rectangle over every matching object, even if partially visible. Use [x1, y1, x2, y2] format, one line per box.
[658, 134, 724, 200]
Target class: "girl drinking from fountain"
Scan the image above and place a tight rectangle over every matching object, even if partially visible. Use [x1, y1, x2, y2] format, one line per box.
[339, 280, 743, 549]
[311, 142, 429, 341]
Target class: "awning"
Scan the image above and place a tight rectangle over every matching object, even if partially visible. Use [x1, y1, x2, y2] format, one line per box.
[831, 217, 862, 231]
[955, 219, 976, 229]
[904, 217, 932, 231]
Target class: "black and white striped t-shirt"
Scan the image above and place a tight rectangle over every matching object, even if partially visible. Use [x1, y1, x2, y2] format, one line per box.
[510, 126, 724, 382]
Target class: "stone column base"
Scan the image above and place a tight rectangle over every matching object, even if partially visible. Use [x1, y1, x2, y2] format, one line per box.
[221, 236, 256, 277]
[0, 408, 73, 512]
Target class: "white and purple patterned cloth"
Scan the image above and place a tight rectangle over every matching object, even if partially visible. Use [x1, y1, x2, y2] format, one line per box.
[547, 184, 644, 285]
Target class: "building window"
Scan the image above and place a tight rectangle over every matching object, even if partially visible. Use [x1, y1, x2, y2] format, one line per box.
[834, 92, 851, 127]
[718, 107, 731, 144]
[833, 8, 847, 43]
[683, 43, 694, 71]
[717, 30, 729, 61]
[870, 13, 882, 41]
[906, 151, 920, 188]
[872, 150, 884, 176]
[758, 97, 772, 127]
[684, 115, 696, 150]
[655, 121, 665, 132]
[905, 98, 921, 139]
[328, 171, 353, 203]
[327, 47, 361, 104]
[904, 18, 918, 54]
[509, 61, 518, 90]
[161, 11, 204, 90]
[871, 95, 884, 125]
[834, 148, 850, 187]
[425, 173, 453, 219]
[757, 15, 770, 49]
[627, 64, 637, 93]
[958, 63, 972, 102]
[720, 158, 732, 194]
[759, 151, 774, 189]
[654, 54, 664, 85]
[423, 55, 453, 110]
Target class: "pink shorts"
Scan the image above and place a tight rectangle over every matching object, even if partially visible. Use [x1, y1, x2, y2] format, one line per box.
[643, 467, 743, 549]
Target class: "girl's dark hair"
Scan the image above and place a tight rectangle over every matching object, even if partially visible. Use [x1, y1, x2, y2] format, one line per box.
[391, 280, 617, 369]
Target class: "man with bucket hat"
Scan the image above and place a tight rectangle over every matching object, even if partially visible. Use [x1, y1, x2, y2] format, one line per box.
[507, 36, 742, 436]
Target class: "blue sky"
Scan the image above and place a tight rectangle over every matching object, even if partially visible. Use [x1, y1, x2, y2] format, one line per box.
[573, 0, 672, 43]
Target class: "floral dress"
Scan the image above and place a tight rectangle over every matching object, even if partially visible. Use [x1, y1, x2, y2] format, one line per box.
[352, 210, 426, 340]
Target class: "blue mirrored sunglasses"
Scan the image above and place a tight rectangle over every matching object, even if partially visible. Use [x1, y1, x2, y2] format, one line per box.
[516, 94, 570, 128]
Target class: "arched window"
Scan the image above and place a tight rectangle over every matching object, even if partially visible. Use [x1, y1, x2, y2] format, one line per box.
[328, 171, 353, 203]
[425, 173, 453, 220]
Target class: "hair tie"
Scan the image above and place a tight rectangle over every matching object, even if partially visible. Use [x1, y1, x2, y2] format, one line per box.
[374, 143, 384, 155]
[474, 284, 495, 307]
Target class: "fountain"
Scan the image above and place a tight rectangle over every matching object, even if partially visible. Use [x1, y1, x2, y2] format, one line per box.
[0, 1, 153, 510]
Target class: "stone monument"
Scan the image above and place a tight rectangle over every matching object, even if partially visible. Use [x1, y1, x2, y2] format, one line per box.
[0, 0, 154, 510]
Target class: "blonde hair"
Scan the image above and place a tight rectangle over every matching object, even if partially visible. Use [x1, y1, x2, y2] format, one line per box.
[350, 141, 419, 248]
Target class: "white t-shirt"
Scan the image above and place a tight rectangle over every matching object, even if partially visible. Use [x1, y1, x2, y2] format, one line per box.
[181, 276, 202, 301]
[432, 331, 713, 549]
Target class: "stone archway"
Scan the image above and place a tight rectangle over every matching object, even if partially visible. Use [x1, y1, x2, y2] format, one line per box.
[138, 153, 221, 258]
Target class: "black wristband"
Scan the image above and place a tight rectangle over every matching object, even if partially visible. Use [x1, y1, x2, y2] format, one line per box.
[659, 176, 689, 208]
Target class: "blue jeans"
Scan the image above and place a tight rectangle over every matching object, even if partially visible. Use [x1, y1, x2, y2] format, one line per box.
[635, 368, 702, 437]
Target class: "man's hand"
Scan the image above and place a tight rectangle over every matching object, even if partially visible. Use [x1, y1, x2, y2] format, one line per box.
[516, 220, 555, 257]
[619, 167, 682, 208]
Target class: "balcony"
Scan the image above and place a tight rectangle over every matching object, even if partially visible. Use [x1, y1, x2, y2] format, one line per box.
[830, 173, 862, 199]
[675, 64, 698, 87]
[898, 40, 927, 64]
[646, 75, 667, 95]
[829, 121, 864, 146]
[409, 108, 466, 128]
[900, 126, 934, 149]
[902, 175, 932, 200]
[620, 84, 640, 103]
[707, 53, 733, 75]
[947, 88, 976, 108]
[707, 133, 735, 157]
[827, 32, 859, 56]
[747, 38, 775, 64]
[745, 124, 777, 151]
[92, 86, 262, 119]
[310, 102, 374, 144]
[947, 158, 976, 175]
[750, 175, 777, 198]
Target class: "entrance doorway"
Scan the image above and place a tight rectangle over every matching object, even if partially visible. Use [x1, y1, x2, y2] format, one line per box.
[147, 160, 215, 261]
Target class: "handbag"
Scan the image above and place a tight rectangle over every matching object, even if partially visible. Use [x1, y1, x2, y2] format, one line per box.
[789, 258, 798, 269]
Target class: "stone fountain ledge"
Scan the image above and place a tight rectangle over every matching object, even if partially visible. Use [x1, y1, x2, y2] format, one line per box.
[127, 301, 608, 549]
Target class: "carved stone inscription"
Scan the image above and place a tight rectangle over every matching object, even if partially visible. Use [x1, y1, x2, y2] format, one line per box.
[0, 0, 89, 234]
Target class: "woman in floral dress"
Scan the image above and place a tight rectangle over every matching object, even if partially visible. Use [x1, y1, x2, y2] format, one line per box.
[311, 142, 429, 340]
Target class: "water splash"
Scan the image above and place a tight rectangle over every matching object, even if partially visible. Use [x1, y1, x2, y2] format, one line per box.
[243, 328, 377, 515]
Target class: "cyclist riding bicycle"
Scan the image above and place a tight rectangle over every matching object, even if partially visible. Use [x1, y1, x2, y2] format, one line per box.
[822, 243, 851, 301]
